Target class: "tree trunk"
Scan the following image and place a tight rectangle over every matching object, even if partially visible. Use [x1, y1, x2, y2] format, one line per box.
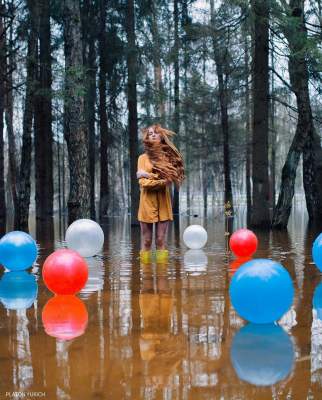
[272, 0, 322, 228]
[250, 0, 270, 228]
[63, 0, 90, 223]
[126, 0, 139, 225]
[172, 0, 180, 216]
[0, 1, 6, 234]
[210, 0, 234, 213]
[34, 0, 53, 222]
[14, 0, 37, 231]
[99, 0, 109, 219]
[82, 0, 97, 220]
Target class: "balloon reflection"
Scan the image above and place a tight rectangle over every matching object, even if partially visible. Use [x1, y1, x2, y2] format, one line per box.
[0, 271, 38, 310]
[229, 257, 252, 277]
[42, 295, 88, 340]
[231, 323, 294, 386]
[313, 281, 322, 321]
[184, 249, 208, 275]
[79, 256, 104, 299]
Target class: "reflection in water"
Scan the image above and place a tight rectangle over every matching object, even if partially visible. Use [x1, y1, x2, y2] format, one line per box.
[42, 295, 88, 340]
[183, 249, 208, 275]
[231, 323, 294, 386]
[311, 281, 322, 384]
[79, 256, 104, 299]
[313, 281, 322, 321]
[229, 257, 252, 277]
[0, 271, 37, 310]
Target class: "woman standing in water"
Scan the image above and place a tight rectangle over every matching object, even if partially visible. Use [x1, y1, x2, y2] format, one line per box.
[137, 124, 184, 261]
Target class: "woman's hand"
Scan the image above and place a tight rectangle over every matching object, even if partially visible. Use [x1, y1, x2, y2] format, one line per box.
[137, 169, 150, 179]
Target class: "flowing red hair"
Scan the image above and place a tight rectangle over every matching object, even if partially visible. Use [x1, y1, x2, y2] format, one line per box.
[142, 124, 185, 187]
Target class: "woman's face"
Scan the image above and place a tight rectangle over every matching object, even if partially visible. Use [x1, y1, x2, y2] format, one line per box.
[147, 127, 161, 144]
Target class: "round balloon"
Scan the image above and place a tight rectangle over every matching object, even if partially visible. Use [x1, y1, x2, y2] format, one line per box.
[0, 231, 38, 271]
[229, 229, 258, 257]
[231, 323, 294, 386]
[183, 225, 207, 249]
[312, 233, 322, 272]
[42, 249, 88, 295]
[313, 281, 322, 321]
[42, 295, 88, 340]
[0, 271, 38, 310]
[65, 219, 104, 257]
[229, 259, 294, 324]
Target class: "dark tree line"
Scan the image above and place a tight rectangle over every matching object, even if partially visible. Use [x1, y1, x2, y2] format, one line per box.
[0, 0, 321, 234]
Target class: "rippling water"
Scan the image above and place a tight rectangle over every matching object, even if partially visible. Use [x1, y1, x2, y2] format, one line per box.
[0, 205, 322, 399]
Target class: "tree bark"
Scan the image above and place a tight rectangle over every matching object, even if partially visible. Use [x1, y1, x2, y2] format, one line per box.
[0, 1, 6, 233]
[250, 0, 270, 228]
[14, 0, 37, 231]
[272, 0, 322, 228]
[99, 0, 109, 219]
[210, 0, 234, 213]
[126, 0, 139, 225]
[34, 0, 53, 222]
[63, 0, 90, 223]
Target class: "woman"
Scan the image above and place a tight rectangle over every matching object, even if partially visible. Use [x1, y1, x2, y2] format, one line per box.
[137, 124, 184, 260]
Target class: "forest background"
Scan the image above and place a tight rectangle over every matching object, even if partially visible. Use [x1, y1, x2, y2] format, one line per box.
[0, 0, 321, 237]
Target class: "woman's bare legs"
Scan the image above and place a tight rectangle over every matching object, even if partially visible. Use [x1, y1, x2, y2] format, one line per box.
[140, 222, 153, 251]
[155, 220, 169, 250]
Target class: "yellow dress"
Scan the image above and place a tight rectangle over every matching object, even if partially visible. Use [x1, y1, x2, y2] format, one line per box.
[137, 153, 173, 223]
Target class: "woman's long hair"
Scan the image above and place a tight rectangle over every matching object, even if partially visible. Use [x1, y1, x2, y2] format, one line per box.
[142, 124, 185, 187]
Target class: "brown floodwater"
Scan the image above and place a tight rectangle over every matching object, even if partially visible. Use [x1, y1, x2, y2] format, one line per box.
[0, 205, 322, 399]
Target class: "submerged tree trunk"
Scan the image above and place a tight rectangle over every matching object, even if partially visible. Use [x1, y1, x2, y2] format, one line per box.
[14, 0, 37, 231]
[272, 0, 322, 228]
[63, 0, 90, 223]
[250, 0, 270, 228]
[126, 0, 139, 225]
[99, 0, 109, 219]
[0, 2, 6, 233]
[34, 0, 53, 222]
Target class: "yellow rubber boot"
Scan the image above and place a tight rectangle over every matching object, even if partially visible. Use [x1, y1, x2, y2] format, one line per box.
[140, 250, 152, 264]
[155, 249, 169, 263]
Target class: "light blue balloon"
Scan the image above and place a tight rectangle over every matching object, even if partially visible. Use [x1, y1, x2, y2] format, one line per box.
[0, 271, 38, 310]
[231, 323, 294, 386]
[229, 259, 294, 324]
[313, 281, 322, 320]
[0, 231, 38, 271]
[312, 233, 322, 272]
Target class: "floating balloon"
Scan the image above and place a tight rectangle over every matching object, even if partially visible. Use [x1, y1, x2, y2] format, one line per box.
[183, 225, 207, 250]
[312, 233, 322, 272]
[184, 249, 208, 275]
[313, 282, 322, 321]
[0, 271, 38, 310]
[65, 219, 104, 257]
[42, 249, 88, 295]
[0, 231, 38, 271]
[229, 259, 294, 324]
[229, 257, 252, 277]
[42, 295, 88, 340]
[229, 229, 258, 258]
[231, 323, 294, 386]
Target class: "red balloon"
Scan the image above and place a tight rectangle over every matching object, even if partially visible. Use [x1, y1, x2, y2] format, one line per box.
[229, 229, 258, 257]
[42, 295, 88, 340]
[42, 249, 88, 295]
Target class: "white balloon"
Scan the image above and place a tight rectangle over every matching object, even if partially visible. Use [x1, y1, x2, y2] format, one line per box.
[183, 225, 207, 249]
[65, 219, 104, 257]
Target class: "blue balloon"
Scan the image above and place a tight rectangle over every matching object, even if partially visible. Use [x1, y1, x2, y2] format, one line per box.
[313, 281, 322, 320]
[231, 323, 294, 386]
[312, 233, 322, 272]
[0, 271, 38, 310]
[229, 259, 294, 324]
[0, 231, 38, 271]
